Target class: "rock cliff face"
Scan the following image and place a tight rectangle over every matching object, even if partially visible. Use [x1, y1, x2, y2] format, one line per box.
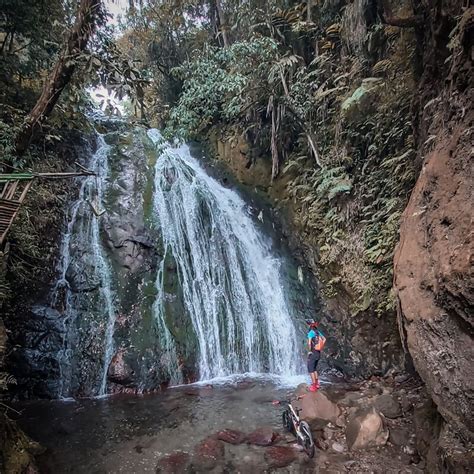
[6, 126, 179, 397]
[5, 122, 318, 398]
[394, 116, 473, 444]
[393, 6, 473, 455]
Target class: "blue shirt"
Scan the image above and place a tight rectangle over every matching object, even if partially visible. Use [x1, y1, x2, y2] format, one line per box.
[308, 329, 324, 339]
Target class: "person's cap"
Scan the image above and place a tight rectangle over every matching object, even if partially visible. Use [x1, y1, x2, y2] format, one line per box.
[305, 319, 319, 327]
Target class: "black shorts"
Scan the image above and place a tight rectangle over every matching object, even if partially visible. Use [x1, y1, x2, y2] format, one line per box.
[307, 351, 320, 373]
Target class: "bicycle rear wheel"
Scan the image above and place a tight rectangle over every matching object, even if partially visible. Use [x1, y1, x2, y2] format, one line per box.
[299, 421, 315, 458]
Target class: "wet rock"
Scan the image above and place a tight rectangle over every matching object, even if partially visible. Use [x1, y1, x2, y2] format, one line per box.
[346, 407, 389, 450]
[193, 436, 225, 470]
[389, 426, 411, 447]
[65, 257, 100, 293]
[156, 451, 191, 473]
[107, 349, 134, 386]
[264, 446, 297, 468]
[246, 427, 278, 446]
[217, 428, 246, 445]
[374, 394, 402, 419]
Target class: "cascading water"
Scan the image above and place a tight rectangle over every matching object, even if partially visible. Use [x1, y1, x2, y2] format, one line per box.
[51, 135, 116, 397]
[38, 125, 310, 399]
[149, 130, 301, 383]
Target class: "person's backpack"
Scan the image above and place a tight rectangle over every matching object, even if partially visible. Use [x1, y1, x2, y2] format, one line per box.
[312, 332, 326, 351]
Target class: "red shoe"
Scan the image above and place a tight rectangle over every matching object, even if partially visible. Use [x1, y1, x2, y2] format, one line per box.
[309, 383, 318, 392]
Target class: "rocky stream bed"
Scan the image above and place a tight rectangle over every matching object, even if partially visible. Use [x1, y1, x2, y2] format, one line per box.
[12, 373, 436, 473]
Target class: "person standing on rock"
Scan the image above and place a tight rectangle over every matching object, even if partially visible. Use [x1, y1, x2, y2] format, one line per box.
[306, 319, 326, 392]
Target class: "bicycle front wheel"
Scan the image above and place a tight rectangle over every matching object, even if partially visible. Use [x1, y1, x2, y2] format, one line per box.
[282, 409, 294, 433]
[299, 421, 315, 458]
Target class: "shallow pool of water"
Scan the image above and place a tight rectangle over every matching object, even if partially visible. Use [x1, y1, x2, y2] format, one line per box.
[16, 378, 319, 473]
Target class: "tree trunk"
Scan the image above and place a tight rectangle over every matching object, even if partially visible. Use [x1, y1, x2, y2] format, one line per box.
[15, 0, 102, 155]
[215, 0, 229, 48]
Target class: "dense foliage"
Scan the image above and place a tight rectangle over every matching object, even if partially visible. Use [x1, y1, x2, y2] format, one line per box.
[119, 0, 418, 313]
[0, 0, 438, 315]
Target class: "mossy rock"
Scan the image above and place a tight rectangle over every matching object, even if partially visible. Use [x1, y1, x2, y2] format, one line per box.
[341, 78, 385, 123]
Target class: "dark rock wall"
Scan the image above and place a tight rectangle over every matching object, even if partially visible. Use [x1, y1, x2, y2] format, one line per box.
[5, 124, 319, 398]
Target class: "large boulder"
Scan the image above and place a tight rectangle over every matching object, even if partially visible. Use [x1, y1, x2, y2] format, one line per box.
[294, 387, 341, 425]
[346, 407, 389, 450]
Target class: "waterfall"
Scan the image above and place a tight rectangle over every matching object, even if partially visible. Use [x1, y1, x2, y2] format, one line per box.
[45, 126, 306, 398]
[149, 131, 300, 383]
[52, 135, 116, 397]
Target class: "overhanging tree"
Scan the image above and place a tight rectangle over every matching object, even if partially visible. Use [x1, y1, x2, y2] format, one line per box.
[15, 0, 104, 155]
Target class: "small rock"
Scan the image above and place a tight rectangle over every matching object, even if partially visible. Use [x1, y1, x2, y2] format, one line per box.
[331, 442, 345, 453]
[346, 407, 389, 450]
[315, 437, 329, 451]
[374, 394, 402, 419]
[265, 446, 297, 468]
[388, 426, 411, 446]
[403, 445, 416, 455]
[400, 395, 413, 413]
[193, 437, 224, 470]
[246, 427, 278, 446]
[156, 451, 191, 473]
[395, 373, 410, 384]
[323, 426, 335, 441]
[217, 428, 246, 445]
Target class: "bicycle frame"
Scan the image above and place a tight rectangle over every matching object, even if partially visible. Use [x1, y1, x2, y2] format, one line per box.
[288, 402, 305, 442]
[282, 399, 315, 458]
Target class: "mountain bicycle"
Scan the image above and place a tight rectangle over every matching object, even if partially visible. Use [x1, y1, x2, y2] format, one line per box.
[276, 397, 315, 458]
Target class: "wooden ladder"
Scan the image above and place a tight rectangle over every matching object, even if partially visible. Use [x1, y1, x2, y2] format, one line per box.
[0, 175, 34, 246]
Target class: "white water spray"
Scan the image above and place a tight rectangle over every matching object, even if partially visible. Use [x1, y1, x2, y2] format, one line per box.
[149, 130, 300, 383]
[52, 136, 116, 397]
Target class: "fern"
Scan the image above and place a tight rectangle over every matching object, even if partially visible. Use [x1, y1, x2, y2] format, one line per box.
[328, 179, 352, 200]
